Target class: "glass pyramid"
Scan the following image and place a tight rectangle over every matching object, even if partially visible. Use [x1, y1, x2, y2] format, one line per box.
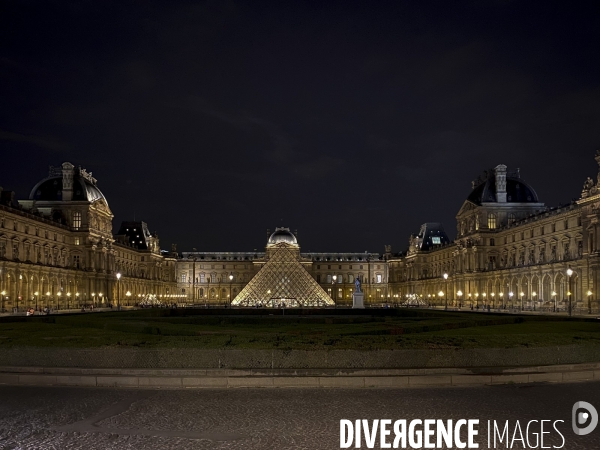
[232, 243, 334, 307]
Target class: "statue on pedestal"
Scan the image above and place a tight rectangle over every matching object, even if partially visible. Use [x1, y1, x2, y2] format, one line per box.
[354, 276, 362, 293]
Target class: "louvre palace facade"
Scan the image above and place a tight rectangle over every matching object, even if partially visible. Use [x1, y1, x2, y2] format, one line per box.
[0, 162, 178, 312]
[3, 153, 600, 312]
[177, 152, 600, 313]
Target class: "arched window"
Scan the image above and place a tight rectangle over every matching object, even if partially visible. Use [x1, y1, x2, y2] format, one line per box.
[487, 213, 497, 230]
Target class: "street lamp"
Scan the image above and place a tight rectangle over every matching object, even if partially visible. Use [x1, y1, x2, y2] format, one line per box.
[491, 292, 495, 308]
[126, 291, 131, 306]
[46, 291, 51, 310]
[532, 291, 537, 311]
[566, 268, 573, 317]
[443, 273, 448, 310]
[499, 292, 504, 309]
[475, 293, 479, 308]
[57, 291, 61, 310]
[229, 273, 233, 308]
[332, 275, 337, 308]
[34, 291, 39, 311]
[508, 291, 514, 309]
[552, 291, 557, 312]
[116, 272, 122, 310]
[587, 290, 593, 314]
[520, 292, 524, 311]
[67, 292, 71, 309]
[457, 290, 463, 308]
[1, 290, 5, 313]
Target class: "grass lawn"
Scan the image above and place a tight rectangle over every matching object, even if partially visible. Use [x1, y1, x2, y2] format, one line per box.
[0, 309, 599, 350]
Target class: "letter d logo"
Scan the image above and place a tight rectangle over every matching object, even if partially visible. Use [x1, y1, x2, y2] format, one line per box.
[572, 401, 598, 436]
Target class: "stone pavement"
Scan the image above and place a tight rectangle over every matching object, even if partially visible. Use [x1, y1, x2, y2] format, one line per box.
[0, 382, 599, 449]
[2, 362, 600, 389]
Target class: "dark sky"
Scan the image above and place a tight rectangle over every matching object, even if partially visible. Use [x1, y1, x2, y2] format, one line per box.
[1, 1, 600, 253]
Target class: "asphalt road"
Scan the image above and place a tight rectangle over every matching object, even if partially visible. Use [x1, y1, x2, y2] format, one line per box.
[1, 382, 599, 449]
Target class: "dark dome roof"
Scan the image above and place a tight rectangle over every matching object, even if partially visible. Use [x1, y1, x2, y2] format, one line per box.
[268, 227, 298, 245]
[468, 177, 539, 205]
[29, 175, 106, 203]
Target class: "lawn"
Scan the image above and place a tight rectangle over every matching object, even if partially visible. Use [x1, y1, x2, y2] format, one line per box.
[0, 309, 599, 350]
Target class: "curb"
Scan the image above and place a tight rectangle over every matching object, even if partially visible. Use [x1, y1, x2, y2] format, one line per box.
[0, 363, 599, 389]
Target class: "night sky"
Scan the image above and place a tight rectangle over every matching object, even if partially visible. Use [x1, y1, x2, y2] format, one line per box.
[1, 1, 600, 253]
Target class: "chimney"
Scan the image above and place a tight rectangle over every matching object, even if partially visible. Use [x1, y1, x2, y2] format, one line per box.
[61, 162, 75, 201]
[494, 164, 507, 203]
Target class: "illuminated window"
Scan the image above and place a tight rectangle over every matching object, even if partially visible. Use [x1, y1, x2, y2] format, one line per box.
[181, 274, 186, 283]
[73, 212, 82, 230]
[487, 213, 497, 229]
[75, 238, 80, 245]
[376, 274, 382, 283]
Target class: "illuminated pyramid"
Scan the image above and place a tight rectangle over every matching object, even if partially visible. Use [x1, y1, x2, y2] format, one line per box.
[232, 241, 333, 307]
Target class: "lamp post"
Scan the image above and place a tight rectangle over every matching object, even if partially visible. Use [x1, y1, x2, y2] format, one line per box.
[46, 291, 51, 310]
[443, 273, 448, 310]
[34, 291, 39, 311]
[457, 290, 463, 308]
[491, 292, 495, 309]
[57, 291, 61, 310]
[532, 291, 537, 311]
[76, 292, 79, 308]
[587, 290, 592, 314]
[482, 292, 487, 309]
[475, 293, 479, 308]
[91, 292, 96, 307]
[116, 272, 122, 310]
[552, 291, 557, 312]
[67, 292, 71, 310]
[508, 291, 514, 310]
[332, 275, 337, 308]
[229, 273, 233, 308]
[1, 290, 5, 313]
[438, 290, 444, 308]
[520, 292, 524, 311]
[567, 268, 573, 317]
[499, 292, 503, 309]
[126, 291, 131, 306]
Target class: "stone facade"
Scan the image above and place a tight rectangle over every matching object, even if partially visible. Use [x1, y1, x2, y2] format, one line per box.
[176, 153, 600, 312]
[0, 163, 177, 312]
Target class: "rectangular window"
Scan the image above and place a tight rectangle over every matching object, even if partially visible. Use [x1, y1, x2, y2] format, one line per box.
[181, 274, 186, 283]
[74, 237, 80, 245]
[73, 212, 82, 229]
[200, 273, 205, 282]
[487, 214, 497, 229]
[376, 274, 382, 283]
[73, 255, 81, 269]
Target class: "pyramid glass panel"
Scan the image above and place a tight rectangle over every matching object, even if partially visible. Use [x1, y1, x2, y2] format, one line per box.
[232, 243, 334, 307]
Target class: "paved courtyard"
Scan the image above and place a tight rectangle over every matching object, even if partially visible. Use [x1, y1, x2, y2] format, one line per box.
[0, 382, 599, 449]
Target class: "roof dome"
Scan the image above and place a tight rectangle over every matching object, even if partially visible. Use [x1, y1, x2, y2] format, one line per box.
[268, 227, 298, 245]
[29, 164, 107, 203]
[468, 170, 539, 205]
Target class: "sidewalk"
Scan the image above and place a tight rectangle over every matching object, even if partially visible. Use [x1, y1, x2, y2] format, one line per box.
[1, 362, 598, 389]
